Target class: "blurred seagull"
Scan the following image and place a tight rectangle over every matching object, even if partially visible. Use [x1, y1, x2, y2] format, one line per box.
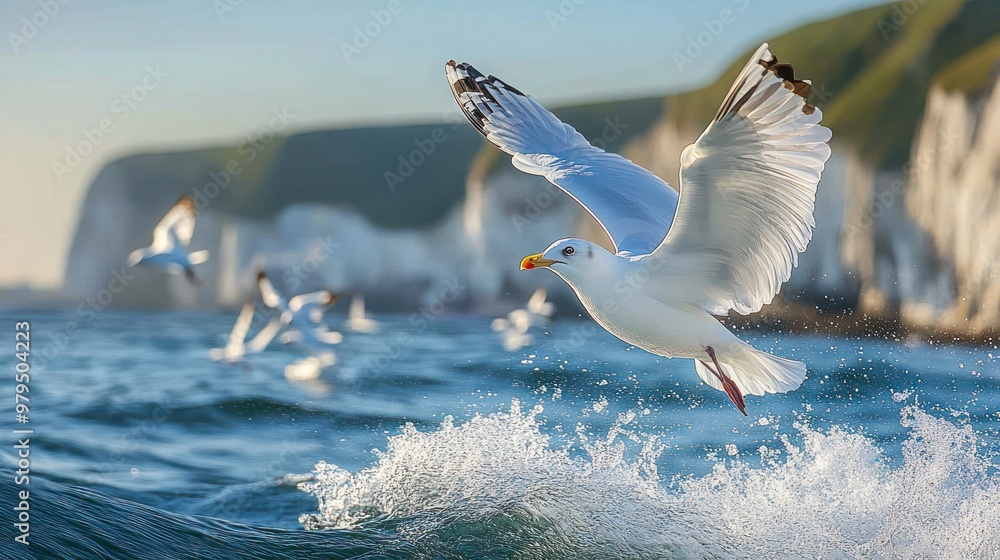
[447, 43, 831, 414]
[345, 294, 380, 333]
[284, 352, 337, 382]
[490, 317, 533, 352]
[256, 272, 343, 349]
[491, 288, 556, 351]
[508, 287, 555, 332]
[209, 300, 281, 365]
[127, 194, 209, 284]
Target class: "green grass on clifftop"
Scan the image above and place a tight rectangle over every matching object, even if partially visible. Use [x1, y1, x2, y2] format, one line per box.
[934, 35, 1000, 93]
[667, 0, 999, 168]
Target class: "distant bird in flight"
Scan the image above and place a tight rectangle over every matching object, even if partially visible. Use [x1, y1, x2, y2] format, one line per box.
[256, 272, 343, 349]
[210, 300, 281, 365]
[447, 43, 831, 414]
[345, 294, 380, 334]
[127, 194, 209, 284]
[491, 287, 556, 352]
[510, 287, 556, 331]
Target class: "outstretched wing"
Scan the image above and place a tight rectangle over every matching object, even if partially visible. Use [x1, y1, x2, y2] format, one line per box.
[649, 43, 831, 315]
[289, 291, 338, 323]
[151, 195, 196, 249]
[446, 61, 679, 256]
[257, 272, 287, 311]
[226, 300, 256, 349]
[245, 317, 281, 353]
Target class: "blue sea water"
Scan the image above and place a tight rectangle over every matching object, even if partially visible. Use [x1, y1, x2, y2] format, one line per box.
[1, 309, 999, 559]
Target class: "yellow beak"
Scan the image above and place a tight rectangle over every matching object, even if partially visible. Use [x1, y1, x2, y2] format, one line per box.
[520, 253, 555, 270]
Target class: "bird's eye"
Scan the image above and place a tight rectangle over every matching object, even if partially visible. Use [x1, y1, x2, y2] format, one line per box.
[562, 246, 575, 257]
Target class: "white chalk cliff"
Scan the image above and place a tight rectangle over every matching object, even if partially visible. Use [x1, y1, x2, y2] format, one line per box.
[906, 76, 1000, 334]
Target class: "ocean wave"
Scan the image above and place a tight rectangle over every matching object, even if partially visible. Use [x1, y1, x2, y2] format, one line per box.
[11, 479, 416, 560]
[298, 399, 1000, 559]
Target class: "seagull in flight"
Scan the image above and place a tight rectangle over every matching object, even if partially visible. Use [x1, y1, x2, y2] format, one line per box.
[447, 43, 831, 414]
[127, 194, 209, 284]
[509, 287, 556, 332]
[256, 272, 343, 349]
[345, 294, 380, 334]
[210, 300, 282, 365]
[491, 287, 556, 351]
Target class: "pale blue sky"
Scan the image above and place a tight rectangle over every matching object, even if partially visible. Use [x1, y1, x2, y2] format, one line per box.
[1, 0, 886, 287]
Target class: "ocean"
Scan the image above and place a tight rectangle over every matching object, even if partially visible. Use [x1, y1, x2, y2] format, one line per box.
[2, 309, 998, 559]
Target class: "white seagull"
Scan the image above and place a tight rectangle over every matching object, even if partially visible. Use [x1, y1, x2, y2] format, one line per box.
[345, 294, 380, 333]
[210, 300, 282, 365]
[447, 43, 831, 414]
[127, 194, 209, 284]
[256, 272, 344, 349]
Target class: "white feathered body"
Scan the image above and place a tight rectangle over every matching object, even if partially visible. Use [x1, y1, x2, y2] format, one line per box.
[560, 254, 804, 396]
[131, 246, 206, 269]
[554, 258, 728, 358]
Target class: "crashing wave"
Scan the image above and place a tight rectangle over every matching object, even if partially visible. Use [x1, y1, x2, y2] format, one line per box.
[298, 400, 999, 559]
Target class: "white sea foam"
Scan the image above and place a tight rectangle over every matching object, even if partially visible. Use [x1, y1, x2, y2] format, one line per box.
[298, 401, 1000, 559]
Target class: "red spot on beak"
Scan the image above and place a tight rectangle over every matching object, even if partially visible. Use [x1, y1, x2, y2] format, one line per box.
[520, 253, 550, 270]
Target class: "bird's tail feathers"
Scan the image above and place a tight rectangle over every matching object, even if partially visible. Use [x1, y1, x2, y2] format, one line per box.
[188, 250, 210, 265]
[695, 345, 805, 397]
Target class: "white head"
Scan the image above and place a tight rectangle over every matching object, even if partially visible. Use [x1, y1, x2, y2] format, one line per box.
[519, 238, 619, 288]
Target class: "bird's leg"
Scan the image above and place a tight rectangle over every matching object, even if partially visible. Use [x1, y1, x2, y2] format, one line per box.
[704, 346, 747, 416]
